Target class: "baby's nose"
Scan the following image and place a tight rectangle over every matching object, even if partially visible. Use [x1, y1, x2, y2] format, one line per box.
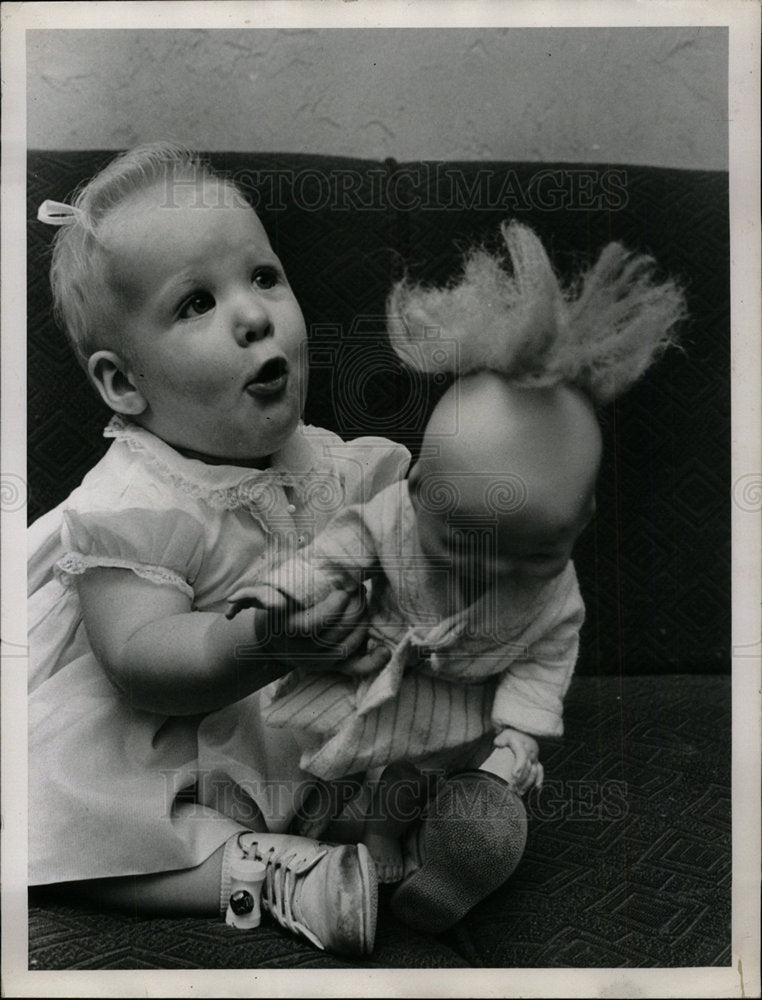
[234, 294, 272, 344]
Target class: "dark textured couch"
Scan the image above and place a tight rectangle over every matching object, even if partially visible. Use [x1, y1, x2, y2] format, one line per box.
[27, 152, 730, 969]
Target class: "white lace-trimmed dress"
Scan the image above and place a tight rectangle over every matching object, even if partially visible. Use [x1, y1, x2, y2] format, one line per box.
[28, 416, 409, 885]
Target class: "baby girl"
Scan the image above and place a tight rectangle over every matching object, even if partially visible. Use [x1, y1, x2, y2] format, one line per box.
[28, 142, 414, 955]
[228, 221, 686, 931]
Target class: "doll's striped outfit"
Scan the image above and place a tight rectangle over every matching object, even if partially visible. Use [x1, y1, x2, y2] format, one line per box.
[233, 479, 585, 781]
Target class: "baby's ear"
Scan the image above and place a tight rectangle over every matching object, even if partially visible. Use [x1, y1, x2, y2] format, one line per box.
[87, 350, 147, 416]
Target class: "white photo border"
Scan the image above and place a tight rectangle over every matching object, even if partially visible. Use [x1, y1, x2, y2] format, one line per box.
[2, 2, 759, 997]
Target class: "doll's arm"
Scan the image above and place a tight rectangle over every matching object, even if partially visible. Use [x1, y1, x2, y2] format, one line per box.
[486, 613, 582, 794]
[77, 566, 373, 716]
[229, 499, 385, 616]
[491, 601, 584, 738]
[492, 727, 544, 792]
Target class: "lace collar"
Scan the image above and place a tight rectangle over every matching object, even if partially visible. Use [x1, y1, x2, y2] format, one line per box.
[104, 415, 341, 511]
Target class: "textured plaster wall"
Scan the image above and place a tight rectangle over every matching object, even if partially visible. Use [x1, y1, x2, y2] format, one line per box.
[27, 28, 727, 170]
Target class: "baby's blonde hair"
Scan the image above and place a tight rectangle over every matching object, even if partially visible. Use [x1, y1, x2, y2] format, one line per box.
[49, 141, 239, 369]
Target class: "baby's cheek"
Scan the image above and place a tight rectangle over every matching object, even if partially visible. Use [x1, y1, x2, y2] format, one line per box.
[163, 363, 228, 400]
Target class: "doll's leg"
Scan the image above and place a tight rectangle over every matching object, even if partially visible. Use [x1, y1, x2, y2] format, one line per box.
[360, 762, 429, 882]
[391, 744, 527, 932]
[300, 764, 430, 882]
[290, 748, 519, 848]
[477, 745, 519, 784]
[290, 774, 366, 840]
[43, 829, 378, 955]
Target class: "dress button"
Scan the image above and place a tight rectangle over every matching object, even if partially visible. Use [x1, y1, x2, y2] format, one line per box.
[287, 503, 296, 514]
[298, 532, 311, 545]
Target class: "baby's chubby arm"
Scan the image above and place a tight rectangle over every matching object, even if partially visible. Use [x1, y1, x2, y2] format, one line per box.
[76, 565, 375, 716]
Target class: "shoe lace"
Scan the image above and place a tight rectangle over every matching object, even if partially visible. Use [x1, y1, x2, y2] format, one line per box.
[249, 843, 329, 950]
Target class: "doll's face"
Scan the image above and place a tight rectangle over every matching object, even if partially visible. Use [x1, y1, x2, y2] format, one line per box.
[410, 465, 596, 587]
[100, 179, 307, 462]
[408, 374, 601, 590]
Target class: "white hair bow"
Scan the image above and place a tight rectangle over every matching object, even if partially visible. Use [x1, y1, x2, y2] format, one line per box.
[37, 200, 79, 226]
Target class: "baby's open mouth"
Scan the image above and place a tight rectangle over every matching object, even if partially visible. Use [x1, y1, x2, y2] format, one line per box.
[245, 357, 289, 397]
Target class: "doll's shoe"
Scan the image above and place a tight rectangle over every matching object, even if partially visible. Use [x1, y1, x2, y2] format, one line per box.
[236, 833, 377, 955]
[390, 771, 527, 932]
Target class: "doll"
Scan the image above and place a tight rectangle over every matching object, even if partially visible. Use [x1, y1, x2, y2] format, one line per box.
[229, 220, 686, 929]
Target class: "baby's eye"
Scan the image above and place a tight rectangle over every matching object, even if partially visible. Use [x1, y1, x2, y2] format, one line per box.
[178, 292, 215, 319]
[253, 267, 280, 290]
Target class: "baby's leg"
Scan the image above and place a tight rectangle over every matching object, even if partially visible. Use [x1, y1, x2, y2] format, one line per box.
[42, 827, 378, 955]
[44, 847, 227, 915]
[44, 797, 270, 915]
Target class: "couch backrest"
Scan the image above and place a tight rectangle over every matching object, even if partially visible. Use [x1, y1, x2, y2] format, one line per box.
[27, 151, 730, 674]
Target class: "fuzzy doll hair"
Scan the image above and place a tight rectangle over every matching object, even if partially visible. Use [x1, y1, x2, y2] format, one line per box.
[387, 221, 686, 404]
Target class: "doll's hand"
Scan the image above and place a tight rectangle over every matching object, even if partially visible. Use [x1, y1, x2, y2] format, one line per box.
[493, 727, 544, 793]
[261, 587, 371, 667]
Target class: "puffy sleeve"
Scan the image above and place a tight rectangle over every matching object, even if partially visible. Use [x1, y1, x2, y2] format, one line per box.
[325, 435, 411, 508]
[56, 506, 206, 601]
[28, 504, 68, 596]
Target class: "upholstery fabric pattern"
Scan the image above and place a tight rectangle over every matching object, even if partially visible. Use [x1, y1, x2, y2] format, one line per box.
[25, 152, 730, 971]
[29, 675, 730, 969]
[27, 152, 730, 676]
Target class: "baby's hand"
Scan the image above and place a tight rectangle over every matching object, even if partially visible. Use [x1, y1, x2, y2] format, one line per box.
[289, 589, 392, 676]
[226, 583, 289, 618]
[260, 587, 372, 668]
[493, 727, 544, 793]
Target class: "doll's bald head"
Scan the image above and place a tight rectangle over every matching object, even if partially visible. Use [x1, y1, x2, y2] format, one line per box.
[408, 372, 602, 582]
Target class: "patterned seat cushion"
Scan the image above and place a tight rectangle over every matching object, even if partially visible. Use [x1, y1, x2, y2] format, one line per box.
[27, 152, 730, 677]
